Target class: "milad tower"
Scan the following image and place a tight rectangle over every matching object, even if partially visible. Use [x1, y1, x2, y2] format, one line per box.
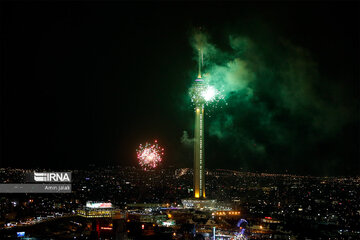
[182, 47, 218, 209]
[193, 48, 205, 199]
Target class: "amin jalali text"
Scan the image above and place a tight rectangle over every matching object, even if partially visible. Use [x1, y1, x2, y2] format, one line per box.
[44, 184, 71, 192]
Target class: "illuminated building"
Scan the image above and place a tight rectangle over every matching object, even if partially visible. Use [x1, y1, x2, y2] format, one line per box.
[193, 48, 205, 199]
[77, 201, 124, 218]
[181, 47, 221, 210]
[181, 198, 216, 210]
[212, 211, 241, 216]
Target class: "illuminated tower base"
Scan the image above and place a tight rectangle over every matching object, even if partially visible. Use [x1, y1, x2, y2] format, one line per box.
[194, 104, 205, 199]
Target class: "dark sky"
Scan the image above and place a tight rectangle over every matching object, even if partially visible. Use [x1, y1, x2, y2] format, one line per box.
[0, 2, 359, 176]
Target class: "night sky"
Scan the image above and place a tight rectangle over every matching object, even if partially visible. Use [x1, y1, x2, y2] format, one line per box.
[0, 2, 359, 176]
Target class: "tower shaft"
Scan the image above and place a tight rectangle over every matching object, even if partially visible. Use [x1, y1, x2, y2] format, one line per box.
[194, 104, 205, 198]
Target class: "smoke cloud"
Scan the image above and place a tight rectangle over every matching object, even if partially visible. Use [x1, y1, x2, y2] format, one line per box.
[180, 130, 194, 147]
[187, 29, 356, 175]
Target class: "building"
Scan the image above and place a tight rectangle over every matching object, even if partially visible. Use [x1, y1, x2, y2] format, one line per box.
[181, 47, 221, 210]
[77, 201, 124, 218]
[182, 199, 217, 210]
[193, 48, 206, 199]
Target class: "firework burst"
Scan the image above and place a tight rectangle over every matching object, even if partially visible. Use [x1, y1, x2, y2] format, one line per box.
[189, 80, 226, 115]
[136, 140, 164, 170]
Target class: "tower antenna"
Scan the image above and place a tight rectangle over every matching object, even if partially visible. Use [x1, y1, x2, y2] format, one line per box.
[202, 48, 203, 66]
[198, 48, 202, 79]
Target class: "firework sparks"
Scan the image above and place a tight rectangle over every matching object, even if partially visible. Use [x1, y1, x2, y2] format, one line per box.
[189, 80, 225, 113]
[136, 140, 164, 170]
[201, 85, 216, 102]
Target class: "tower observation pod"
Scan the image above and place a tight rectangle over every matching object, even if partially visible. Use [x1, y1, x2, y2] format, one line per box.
[194, 48, 205, 199]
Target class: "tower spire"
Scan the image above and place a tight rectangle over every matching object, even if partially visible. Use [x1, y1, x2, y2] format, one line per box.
[197, 48, 202, 79]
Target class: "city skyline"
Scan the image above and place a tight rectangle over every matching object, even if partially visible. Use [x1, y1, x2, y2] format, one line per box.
[0, 2, 359, 176]
[1, 166, 359, 239]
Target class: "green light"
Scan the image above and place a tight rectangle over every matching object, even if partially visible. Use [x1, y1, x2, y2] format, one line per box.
[190, 81, 223, 107]
[202, 85, 216, 102]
